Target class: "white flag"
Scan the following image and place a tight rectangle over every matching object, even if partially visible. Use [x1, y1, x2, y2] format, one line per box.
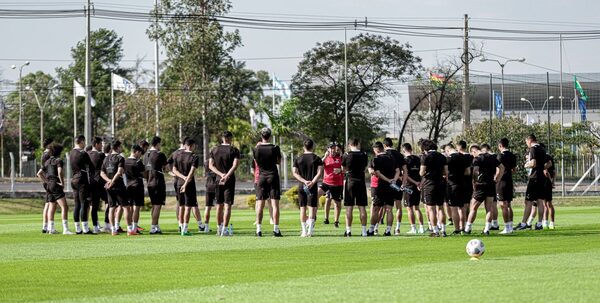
[73, 80, 86, 97]
[74, 80, 96, 107]
[112, 73, 136, 94]
[273, 76, 291, 100]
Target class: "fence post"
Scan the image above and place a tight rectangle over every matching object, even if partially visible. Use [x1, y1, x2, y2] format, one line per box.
[282, 152, 288, 189]
[9, 152, 15, 193]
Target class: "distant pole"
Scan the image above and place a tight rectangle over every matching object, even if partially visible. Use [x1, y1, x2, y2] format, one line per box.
[462, 14, 470, 132]
[154, 0, 160, 136]
[17, 63, 28, 177]
[559, 34, 565, 197]
[84, 0, 92, 145]
[344, 27, 349, 147]
[546, 72, 551, 150]
[272, 72, 276, 144]
[73, 82, 77, 139]
[489, 73, 493, 144]
[111, 73, 115, 138]
[499, 64, 505, 118]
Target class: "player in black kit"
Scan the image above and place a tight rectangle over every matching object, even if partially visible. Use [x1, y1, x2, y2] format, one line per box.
[419, 139, 448, 237]
[496, 138, 517, 234]
[253, 128, 283, 237]
[292, 138, 323, 237]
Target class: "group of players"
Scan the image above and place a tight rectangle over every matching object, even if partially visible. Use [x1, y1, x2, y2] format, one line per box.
[36, 125, 557, 238]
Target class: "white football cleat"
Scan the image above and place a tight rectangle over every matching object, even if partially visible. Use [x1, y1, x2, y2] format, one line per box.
[63, 230, 74, 235]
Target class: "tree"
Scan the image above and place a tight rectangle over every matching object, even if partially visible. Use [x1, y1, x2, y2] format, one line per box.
[149, 0, 242, 161]
[412, 62, 463, 144]
[55, 28, 128, 143]
[3, 71, 57, 159]
[291, 33, 421, 146]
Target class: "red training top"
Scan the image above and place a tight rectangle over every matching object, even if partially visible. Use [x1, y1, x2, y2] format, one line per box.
[323, 154, 344, 186]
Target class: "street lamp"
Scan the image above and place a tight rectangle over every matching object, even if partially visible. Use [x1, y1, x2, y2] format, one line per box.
[11, 61, 30, 177]
[520, 97, 537, 114]
[480, 57, 525, 117]
[521, 96, 554, 145]
[26, 82, 58, 150]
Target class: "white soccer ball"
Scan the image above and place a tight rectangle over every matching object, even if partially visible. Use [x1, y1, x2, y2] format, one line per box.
[466, 239, 485, 258]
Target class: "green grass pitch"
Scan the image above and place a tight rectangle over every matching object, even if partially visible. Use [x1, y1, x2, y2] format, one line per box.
[1, 199, 599, 302]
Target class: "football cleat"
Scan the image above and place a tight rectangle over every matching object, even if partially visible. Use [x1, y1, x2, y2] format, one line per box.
[334, 221, 340, 228]
[344, 231, 352, 237]
[490, 226, 500, 231]
[323, 219, 330, 224]
[181, 231, 192, 236]
[366, 230, 375, 237]
[63, 230, 75, 235]
[394, 229, 401, 235]
[149, 229, 162, 235]
[383, 231, 392, 236]
[273, 231, 283, 237]
[256, 231, 263, 237]
[481, 230, 490, 236]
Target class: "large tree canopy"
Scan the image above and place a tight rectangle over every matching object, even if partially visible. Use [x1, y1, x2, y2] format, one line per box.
[291, 33, 421, 145]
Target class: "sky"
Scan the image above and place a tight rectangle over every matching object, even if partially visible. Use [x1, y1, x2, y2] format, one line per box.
[1, 0, 600, 113]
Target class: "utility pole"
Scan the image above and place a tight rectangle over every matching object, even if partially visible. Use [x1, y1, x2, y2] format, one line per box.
[461, 14, 470, 132]
[559, 34, 565, 197]
[201, 0, 208, 163]
[344, 27, 349, 148]
[154, 0, 160, 136]
[84, 0, 92, 145]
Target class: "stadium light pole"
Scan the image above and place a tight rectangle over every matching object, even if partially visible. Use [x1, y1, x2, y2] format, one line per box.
[480, 57, 526, 116]
[11, 61, 30, 177]
[520, 98, 536, 114]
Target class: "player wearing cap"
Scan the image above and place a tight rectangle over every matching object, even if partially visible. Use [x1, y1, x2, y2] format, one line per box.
[253, 128, 283, 237]
[320, 142, 344, 227]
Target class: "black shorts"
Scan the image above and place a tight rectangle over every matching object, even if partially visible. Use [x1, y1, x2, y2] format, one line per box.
[391, 181, 403, 201]
[344, 179, 368, 207]
[473, 183, 496, 203]
[256, 174, 281, 200]
[495, 180, 513, 202]
[127, 185, 145, 207]
[462, 180, 473, 205]
[205, 191, 216, 207]
[525, 178, 545, 201]
[543, 178, 553, 201]
[176, 181, 198, 207]
[216, 182, 235, 205]
[46, 181, 65, 203]
[90, 182, 108, 205]
[320, 183, 343, 201]
[421, 181, 444, 206]
[148, 184, 166, 205]
[298, 184, 319, 207]
[402, 185, 420, 207]
[446, 182, 464, 207]
[372, 186, 394, 207]
[107, 187, 128, 207]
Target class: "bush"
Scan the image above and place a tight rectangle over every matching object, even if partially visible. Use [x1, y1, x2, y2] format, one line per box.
[319, 195, 326, 207]
[283, 185, 300, 208]
[246, 195, 256, 209]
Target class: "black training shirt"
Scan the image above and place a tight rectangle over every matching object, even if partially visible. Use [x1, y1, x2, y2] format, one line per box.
[293, 153, 323, 186]
[342, 151, 368, 181]
[253, 144, 281, 177]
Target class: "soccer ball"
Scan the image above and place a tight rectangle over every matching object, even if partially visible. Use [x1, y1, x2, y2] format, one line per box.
[466, 239, 485, 258]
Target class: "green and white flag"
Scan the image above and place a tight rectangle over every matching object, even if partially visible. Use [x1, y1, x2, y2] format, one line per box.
[574, 75, 588, 101]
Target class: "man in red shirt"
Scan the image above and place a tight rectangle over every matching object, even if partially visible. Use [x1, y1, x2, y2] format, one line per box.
[319, 142, 344, 227]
